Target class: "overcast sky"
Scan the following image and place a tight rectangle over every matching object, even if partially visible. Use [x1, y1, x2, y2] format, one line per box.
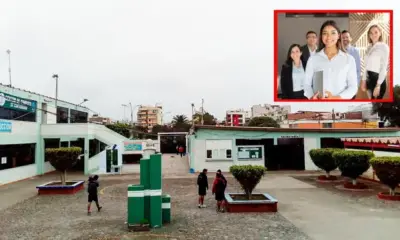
[0, 0, 397, 122]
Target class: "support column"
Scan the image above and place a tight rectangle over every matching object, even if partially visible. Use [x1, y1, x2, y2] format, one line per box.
[127, 185, 144, 225]
[140, 158, 150, 220]
[84, 137, 89, 175]
[273, 138, 278, 145]
[149, 154, 162, 228]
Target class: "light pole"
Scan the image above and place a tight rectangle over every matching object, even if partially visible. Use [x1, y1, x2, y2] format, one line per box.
[129, 102, 134, 127]
[201, 98, 204, 125]
[191, 103, 195, 127]
[52, 74, 59, 109]
[121, 104, 127, 122]
[6, 49, 11, 86]
[79, 98, 89, 105]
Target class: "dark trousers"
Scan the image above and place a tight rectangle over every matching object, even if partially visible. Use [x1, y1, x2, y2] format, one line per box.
[366, 71, 386, 99]
[284, 90, 307, 99]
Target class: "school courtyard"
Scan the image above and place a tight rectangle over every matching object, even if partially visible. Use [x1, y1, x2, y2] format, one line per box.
[1, 155, 400, 240]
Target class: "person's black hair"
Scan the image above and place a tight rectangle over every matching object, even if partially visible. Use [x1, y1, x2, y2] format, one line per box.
[202, 168, 208, 173]
[341, 30, 350, 35]
[317, 20, 346, 52]
[93, 175, 99, 180]
[217, 169, 221, 173]
[306, 31, 317, 38]
[285, 44, 302, 65]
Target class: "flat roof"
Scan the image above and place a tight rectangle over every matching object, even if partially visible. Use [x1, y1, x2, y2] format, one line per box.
[193, 125, 400, 133]
[0, 83, 88, 110]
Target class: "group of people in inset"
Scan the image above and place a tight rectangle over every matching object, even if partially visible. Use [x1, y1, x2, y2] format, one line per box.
[280, 20, 389, 100]
[197, 168, 227, 213]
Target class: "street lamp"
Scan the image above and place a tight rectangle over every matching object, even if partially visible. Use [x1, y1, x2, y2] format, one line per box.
[6, 49, 11, 86]
[52, 74, 59, 109]
[79, 98, 89, 105]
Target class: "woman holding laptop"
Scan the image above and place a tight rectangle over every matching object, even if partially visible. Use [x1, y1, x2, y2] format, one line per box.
[303, 20, 358, 100]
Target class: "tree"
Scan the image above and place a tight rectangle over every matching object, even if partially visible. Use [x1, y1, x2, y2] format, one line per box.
[172, 115, 191, 132]
[105, 123, 131, 138]
[45, 147, 82, 185]
[151, 124, 172, 135]
[248, 116, 280, 128]
[309, 148, 339, 180]
[134, 125, 150, 139]
[370, 157, 400, 196]
[372, 85, 400, 126]
[229, 165, 267, 200]
[193, 112, 217, 125]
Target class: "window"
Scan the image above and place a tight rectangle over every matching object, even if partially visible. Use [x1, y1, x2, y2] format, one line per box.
[322, 123, 333, 128]
[0, 143, 36, 170]
[0, 106, 36, 122]
[57, 107, 69, 123]
[44, 138, 60, 162]
[70, 110, 88, 123]
[205, 140, 232, 160]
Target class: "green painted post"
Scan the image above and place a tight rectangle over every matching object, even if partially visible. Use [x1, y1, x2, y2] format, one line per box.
[127, 185, 144, 225]
[140, 158, 150, 221]
[149, 154, 162, 228]
[162, 194, 171, 224]
[112, 149, 118, 166]
[106, 149, 112, 173]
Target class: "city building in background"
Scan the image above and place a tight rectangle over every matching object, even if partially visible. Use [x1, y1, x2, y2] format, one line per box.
[136, 105, 163, 131]
[251, 104, 291, 122]
[225, 109, 251, 126]
[89, 114, 112, 125]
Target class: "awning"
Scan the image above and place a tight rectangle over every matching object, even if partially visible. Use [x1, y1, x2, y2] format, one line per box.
[341, 137, 400, 144]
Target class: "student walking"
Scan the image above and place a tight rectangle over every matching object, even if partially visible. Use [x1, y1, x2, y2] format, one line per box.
[178, 146, 184, 157]
[197, 168, 208, 208]
[212, 169, 227, 212]
[87, 175, 102, 215]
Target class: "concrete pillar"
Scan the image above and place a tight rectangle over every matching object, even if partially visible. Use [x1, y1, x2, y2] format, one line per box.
[149, 154, 162, 228]
[84, 137, 89, 175]
[140, 157, 150, 220]
[162, 194, 171, 224]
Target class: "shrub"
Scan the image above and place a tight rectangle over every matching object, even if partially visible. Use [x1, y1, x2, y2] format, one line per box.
[370, 157, 400, 196]
[309, 148, 339, 177]
[332, 150, 374, 185]
[45, 147, 82, 185]
[229, 165, 267, 200]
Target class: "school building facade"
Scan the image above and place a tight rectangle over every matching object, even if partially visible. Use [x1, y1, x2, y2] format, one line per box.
[187, 125, 400, 173]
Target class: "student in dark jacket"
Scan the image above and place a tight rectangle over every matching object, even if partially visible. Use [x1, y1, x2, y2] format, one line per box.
[280, 44, 308, 99]
[197, 169, 208, 208]
[212, 170, 227, 212]
[87, 175, 102, 215]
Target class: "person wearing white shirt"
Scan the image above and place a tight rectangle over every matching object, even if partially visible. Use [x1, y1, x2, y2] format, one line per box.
[360, 25, 389, 99]
[303, 20, 358, 100]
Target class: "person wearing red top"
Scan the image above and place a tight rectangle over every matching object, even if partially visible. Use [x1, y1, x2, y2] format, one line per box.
[212, 169, 227, 212]
[178, 146, 184, 157]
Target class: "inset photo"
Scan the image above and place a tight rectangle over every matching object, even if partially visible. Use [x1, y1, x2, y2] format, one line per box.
[274, 10, 393, 102]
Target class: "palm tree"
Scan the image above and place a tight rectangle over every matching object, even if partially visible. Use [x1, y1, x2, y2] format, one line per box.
[172, 115, 189, 126]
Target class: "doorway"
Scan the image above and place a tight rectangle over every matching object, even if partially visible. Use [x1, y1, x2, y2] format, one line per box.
[320, 138, 344, 149]
[268, 138, 305, 171]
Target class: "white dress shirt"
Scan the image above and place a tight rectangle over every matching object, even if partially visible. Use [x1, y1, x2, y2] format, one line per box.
[362, 42, 389, 85]
[304, 49, 358, 99]
[308, 46, 317, 57]
[292, 62, 305, 92]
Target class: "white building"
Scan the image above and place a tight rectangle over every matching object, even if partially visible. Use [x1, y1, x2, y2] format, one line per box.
[225, 109, 251, 126]
[251, 104, 291, 122]
[0, 84, 128, 185]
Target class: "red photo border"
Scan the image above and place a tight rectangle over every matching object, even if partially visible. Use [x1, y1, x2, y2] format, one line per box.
[273, 9, 394, 103]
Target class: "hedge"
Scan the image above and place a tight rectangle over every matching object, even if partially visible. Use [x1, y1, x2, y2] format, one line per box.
[332, 150, 374, 184]
[370, 156, 400, 195]
[229, 165, 267, 200]
[309, 148, 339, 176]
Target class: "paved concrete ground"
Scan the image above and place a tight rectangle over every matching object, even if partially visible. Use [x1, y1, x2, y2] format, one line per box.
[1, 171, 400, 240]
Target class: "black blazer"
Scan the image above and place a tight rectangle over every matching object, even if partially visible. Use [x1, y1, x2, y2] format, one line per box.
[300, 45, 311, 63]
[280, 59, 307, 99]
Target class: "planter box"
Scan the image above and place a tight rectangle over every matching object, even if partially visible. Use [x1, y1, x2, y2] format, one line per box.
[36, 181, 85, 195]
[128, 224, 150, 232]
[225, 193, 278, 213]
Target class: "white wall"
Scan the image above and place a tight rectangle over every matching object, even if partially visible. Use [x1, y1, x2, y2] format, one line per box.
[0, 121, 38, 145]
[303, 137, 319, 170]
[192, 139, 264, 172]
[46, 105, 57, 124]
[41, 123, 89, 136]
[0, 164, 37, 185]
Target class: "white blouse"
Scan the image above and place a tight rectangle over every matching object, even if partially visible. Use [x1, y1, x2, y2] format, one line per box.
[362, 42, 389, 85]
[303, 49, 358, 100]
